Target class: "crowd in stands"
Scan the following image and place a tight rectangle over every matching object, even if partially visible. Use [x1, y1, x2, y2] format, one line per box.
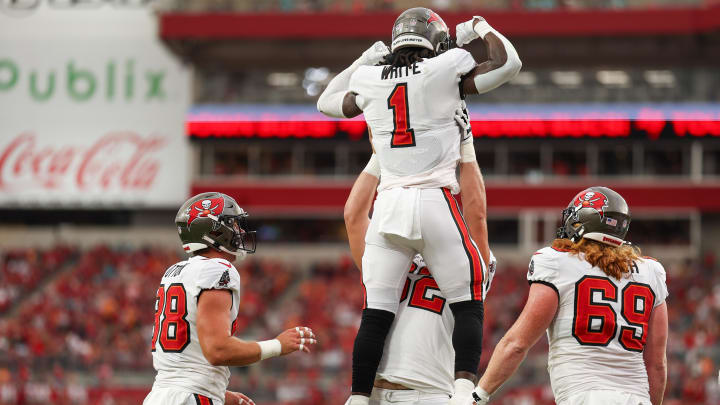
[0, 245, 718, 404]
[0, 246, 296, 405]
[158, 0, 704, 13]
[0, 247, 76, 314]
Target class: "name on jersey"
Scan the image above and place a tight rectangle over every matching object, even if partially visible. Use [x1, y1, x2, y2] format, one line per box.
[163, 263, 187, 278]
[381, 63, 422, 80]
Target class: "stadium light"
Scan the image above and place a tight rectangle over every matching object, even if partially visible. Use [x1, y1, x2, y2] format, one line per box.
[510, 71, 537, 86]
[550, 71, 582, 88]
[596, 70, 631, 88]
[267, 72, 300, 87]
[644, 70, 676, 88]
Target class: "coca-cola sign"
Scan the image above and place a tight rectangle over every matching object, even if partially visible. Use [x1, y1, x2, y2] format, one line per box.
[0, 4, 191, 207]
[0, 132, 167, 192]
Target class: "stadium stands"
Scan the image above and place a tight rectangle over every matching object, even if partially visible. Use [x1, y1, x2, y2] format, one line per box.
[157, 0, 705, 13]
[0, 247, 76, 315]
[0, 245, 718, 404]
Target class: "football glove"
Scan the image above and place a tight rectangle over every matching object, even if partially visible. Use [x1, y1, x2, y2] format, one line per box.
[454, 100, 473, 143]
[456, 16, 494, 47]
[472, 386, 490, 405]
[455, 100, 476, 163]
[358, 41, 390, 66]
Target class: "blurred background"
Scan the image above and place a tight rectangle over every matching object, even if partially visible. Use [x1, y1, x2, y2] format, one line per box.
[1, 0, 719, 404]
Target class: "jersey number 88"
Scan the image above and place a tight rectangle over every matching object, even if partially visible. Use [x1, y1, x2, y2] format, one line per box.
[151, 283, 191, 353]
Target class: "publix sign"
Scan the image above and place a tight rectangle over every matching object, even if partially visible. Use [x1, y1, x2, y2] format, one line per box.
[0, 3, 191, 207]
[0, 58, 167, 102]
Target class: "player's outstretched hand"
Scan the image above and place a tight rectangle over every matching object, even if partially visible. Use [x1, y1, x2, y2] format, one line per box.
[225, 391, 255, 405]
[456, 16, 485, 47]
[276, 326, 317, 354]
[359, 41, 390, 66]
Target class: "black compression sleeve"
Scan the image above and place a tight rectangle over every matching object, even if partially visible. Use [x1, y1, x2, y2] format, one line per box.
[351, 308, 395, 394]
[450, 300, 484, 375]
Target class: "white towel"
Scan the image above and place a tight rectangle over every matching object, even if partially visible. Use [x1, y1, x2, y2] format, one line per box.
[376, 187, 422, 240]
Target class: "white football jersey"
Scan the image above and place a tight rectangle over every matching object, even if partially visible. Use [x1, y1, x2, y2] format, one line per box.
[527, 247, 669, 403]
[149, 255, 241, 402]
[349, 48, 477, 194]
[376, 255, 454, 395]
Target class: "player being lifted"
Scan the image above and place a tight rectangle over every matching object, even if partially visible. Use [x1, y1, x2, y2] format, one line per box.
[468, 187, 668, 405]
[344, 119, 498, 404]
[143, 193, 317, 405]
[317, 7, 520, 405]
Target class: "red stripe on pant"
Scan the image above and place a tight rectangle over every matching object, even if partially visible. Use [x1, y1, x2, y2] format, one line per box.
[442, 188, 484, 301]
[194, 394, 213, 405]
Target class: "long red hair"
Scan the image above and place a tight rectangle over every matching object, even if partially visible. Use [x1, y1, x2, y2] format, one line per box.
[551, 238, 641, 279]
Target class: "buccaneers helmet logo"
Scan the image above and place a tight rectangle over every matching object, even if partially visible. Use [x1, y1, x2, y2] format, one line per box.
[187, 197, 225, 225]
[426, 10, 447, 30]
[571, 190, 609, 218]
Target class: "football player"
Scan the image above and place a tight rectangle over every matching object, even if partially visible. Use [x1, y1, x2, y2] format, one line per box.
[317, 7, 520, 405]
[469, 187, 668, 405]
[342, 110, 496, 405]
[344, 148, 497, 405]
[143, 193, 317, 405]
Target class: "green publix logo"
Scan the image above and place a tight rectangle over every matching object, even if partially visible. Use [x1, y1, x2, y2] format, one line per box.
[0, 58, 167, 102]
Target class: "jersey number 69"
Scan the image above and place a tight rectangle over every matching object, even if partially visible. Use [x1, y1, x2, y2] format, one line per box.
[572, 276, 655, 352]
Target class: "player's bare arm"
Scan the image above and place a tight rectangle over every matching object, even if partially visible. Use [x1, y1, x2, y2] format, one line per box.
[316, 42, 389, 119]
[341, 93, 363, 118]
[454, 102, 492, 269]
[458, 161, 490, 266]
[344, 169, 379, 270]
[472, 283, 558, 403]
[196, 289, 316, 366]
[643, 302, 668, 405]
[455, 17, 522, 95]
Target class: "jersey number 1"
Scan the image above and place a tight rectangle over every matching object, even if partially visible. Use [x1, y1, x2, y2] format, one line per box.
[387, 83, 416, 148]
[151, 283, 191, 352]
[572, 276, 655, 352]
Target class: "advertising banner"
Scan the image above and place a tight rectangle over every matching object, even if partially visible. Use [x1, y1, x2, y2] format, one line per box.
[0, 2, 191, 207]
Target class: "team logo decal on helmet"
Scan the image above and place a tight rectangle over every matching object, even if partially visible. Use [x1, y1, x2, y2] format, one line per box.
[391, 7, 451, 54]
[557, 186, 631, 247]
[187, 198, 224, 225]
[571, 190, 609, 219]
[426, 10, 446, 30]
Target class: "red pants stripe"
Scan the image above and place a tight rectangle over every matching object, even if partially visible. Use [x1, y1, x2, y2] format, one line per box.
[442, 188, 484, 301]
[194, 394, 214, 405]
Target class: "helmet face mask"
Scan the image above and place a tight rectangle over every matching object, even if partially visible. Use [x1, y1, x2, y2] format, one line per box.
[176, 193, 257, 258]
[391, 7, 452, 55]
[556, 187, 631, 247]
[219, 214, 256, 254]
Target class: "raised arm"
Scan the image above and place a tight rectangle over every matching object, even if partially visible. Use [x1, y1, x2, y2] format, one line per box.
[472, 283, 558, 404]
[644, 302, 668, 405]
[196, 289, 316, 366]
[454, 102, 490, 266]
[316, 41, 389, 119]
[458, 161, 490, 266]
[344, 156, 380, 270]
[455, 17, 522, 95]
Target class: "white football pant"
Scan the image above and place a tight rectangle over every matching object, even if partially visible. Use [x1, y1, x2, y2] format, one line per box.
[143, 387, 220, 405]
[370, 388, 449, 405]
[362, 188, 485, 313]
[558, 390, 651, 405]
